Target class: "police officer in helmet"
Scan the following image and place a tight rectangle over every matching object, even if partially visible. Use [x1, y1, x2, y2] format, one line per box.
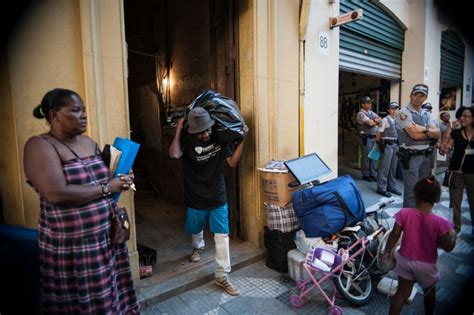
[357, 96, 381, 182]
[375, 102, 402, 197]
[395, 84, 440, 208]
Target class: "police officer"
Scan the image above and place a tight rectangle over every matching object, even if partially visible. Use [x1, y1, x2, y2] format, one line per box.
[376, 102, 402, 197]
[422, 102, 439, 175]
[357, 96, 381, 181]
[396, 84, 440, 208]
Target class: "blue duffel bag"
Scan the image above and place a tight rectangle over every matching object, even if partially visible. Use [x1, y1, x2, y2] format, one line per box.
[291, 175, 366, 237]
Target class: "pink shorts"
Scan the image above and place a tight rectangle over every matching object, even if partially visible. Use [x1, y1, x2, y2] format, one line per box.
[395, 254, 439, 289]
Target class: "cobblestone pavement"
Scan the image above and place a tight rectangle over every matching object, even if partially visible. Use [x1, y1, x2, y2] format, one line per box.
[143, 184, 473, 315]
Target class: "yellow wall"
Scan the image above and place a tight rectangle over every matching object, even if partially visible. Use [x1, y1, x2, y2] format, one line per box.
[2, 0, 139, 282]
[0, 55, 24, 225]
[239, 0, 300, 246]
[5, 0, 85, 227]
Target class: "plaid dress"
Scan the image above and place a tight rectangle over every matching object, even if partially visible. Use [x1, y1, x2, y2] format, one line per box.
[37, 154, 140, 314]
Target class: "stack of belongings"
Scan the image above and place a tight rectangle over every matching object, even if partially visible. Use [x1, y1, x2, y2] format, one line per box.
[259, 160, 300, 273]
[287, 175, 366, 281]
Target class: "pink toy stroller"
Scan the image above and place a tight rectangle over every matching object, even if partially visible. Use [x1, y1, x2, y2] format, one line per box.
[290, 227, 384, 315]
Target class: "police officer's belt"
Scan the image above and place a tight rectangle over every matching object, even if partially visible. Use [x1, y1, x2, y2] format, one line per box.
[382, 139, 398, 145]
[399, 147, 432, 156]
[359, 134, 376, 139]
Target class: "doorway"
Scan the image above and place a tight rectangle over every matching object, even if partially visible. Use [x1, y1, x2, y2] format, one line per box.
[124, 0, 241, 285]
[337, 70, 391, 176]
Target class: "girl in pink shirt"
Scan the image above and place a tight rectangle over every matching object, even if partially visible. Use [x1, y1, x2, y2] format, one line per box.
[383, 176, 456, 315]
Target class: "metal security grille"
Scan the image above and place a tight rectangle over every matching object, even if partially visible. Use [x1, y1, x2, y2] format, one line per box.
[339, 0, 405, 79]
[440, 30, 465, 88]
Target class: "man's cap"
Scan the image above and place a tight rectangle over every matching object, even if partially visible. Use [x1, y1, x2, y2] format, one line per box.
[187, 107, 215, 134]
[360, 96, 373, 104]
[387, 102, 400, 109]
[411, 84, 429, 96]
[422, 103, 433, 110]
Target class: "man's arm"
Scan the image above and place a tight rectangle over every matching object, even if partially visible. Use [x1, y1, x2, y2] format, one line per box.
[375, 117, 387, 141]
[440, 124, 454, 154]
[226, 125, 249, 168]
[169, 117, 185, 159]
[403, 123, 432, 140]
[358, 112, 378, 127]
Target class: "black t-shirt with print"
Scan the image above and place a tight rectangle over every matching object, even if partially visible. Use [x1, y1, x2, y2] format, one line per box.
[181, 131, 233, 209]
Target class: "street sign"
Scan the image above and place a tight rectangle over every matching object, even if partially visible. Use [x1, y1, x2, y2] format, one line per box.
[329, 9, 363, 28]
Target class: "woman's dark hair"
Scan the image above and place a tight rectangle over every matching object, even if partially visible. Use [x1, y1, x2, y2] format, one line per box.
[455, 106, 468, 120]
[414, 176, 441, 205]
[33, 88, 79, 122]
[461, 106, 474, 127]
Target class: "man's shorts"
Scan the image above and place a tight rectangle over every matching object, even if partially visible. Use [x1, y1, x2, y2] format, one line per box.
[395, 254, 439, 289]
[185, 203, 229, 234]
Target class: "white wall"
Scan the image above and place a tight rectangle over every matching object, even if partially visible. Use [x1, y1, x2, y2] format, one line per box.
[303, 0, 340, 179]
[463, 44, 473, 106]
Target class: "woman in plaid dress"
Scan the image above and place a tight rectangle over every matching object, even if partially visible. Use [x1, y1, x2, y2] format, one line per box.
[24, 88, 140, 314]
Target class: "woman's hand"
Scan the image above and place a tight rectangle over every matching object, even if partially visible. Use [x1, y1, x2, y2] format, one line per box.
[109, 173, 134, 193]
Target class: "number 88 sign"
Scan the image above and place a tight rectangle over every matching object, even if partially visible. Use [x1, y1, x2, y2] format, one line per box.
[319, 31, 329, 55]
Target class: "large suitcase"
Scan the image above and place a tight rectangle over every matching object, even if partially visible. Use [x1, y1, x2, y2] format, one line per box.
[291, 175, 366, 237]
[263, 226, 297, 273]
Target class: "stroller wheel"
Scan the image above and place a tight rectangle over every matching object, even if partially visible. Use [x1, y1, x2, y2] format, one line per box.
[290, 295, 304, 308]
[329, 306, 343, 315]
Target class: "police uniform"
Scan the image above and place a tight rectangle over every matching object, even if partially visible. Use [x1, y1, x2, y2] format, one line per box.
[357, 105, 379, 179]
[376, 105, 400, 195]
[422, 103, 439, 174]
[396, 102, 435, 208]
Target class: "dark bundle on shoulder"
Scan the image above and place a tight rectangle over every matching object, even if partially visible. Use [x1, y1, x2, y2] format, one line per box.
[189, 89, 245, 144]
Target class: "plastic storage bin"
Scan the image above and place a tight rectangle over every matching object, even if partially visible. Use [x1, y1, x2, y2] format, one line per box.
[287, 249, 309, 281]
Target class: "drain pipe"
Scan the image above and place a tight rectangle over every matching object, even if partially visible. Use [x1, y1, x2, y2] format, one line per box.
[299, 0, 311, 156]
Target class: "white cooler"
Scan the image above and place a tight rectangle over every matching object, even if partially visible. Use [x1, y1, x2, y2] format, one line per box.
[287, 249, 309, 281]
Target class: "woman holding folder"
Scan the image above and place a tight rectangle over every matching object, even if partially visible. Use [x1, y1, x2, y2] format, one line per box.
[24, 88, 140, 314]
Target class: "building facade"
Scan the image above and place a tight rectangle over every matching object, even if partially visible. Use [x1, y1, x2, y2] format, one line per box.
[1, 0, 472, 283]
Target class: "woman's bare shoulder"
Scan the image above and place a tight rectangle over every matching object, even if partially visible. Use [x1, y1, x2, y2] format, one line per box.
[78, 135, 97, 147]
[25, 134, 50, 148]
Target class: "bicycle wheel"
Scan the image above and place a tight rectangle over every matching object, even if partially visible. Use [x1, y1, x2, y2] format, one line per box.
[333, 260, 374, 306]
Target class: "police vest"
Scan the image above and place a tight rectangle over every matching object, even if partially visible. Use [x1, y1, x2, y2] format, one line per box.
[357, 110, 378, 135]
[397, 107, 430, 147]
[381, 116, 398, 139]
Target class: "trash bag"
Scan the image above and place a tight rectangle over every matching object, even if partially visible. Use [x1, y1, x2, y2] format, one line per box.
[188, 89, 245, 144]
[263, 226, 297, 273]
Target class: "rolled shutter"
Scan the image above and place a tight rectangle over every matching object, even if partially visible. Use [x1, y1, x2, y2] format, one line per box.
[339, 1, 404, 79]
[440, 30, 465, 89]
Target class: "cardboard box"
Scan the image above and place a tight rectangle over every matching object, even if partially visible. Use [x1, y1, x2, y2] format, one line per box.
[259, 169, 298, 207]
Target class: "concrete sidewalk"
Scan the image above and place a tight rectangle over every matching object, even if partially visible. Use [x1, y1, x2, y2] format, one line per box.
[141, 171, 474, 315]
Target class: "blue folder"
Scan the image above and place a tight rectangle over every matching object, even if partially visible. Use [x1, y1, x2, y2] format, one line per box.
[112, 137, 140, 200]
